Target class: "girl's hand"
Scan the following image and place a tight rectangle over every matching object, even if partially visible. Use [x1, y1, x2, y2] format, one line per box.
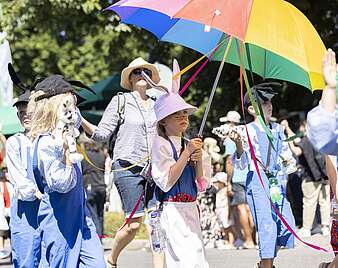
[62, 129, 70, 151]
[323, 49, 337, 89]
[34, 190, 43, 200]
[186, 138, 203, 156]
[62, 130, 72, 166]
[190, 148, 203, 162]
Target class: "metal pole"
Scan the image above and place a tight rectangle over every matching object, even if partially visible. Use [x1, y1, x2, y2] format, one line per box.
[198, 37, 232, 137]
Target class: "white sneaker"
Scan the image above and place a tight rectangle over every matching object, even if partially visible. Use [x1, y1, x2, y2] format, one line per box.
[297, 228, 311, 238]
[321, 226, 330, 236]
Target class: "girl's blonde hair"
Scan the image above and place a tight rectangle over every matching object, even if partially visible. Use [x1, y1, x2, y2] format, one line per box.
[28, 91, 73, 139]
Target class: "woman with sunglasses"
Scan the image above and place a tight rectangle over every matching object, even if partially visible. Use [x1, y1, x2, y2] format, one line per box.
[81, 57, 163, 268]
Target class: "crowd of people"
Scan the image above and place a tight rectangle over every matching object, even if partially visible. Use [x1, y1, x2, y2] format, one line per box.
[0, 48, 336, 268]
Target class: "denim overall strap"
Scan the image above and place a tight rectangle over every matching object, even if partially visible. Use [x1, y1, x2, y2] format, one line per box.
[32, 136, 46, 194]
[167, 138, 179, 161]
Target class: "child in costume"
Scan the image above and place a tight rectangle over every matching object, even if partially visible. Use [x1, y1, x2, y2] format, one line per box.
[149, 60, 209, 268]
[231, 83, 296, 268]
[28, 75, 105, 268]
[5, 90, 44, 267]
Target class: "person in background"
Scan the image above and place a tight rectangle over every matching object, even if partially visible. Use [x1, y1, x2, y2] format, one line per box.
[0, 128, 6, 168]
[0, 168, 13, 259]
[282, 119, 330, 237]
[80, 133, 107, 239]
[212, 171, 235, 249]
[221, 111, 256, 249]
[5, 91, 44, 267]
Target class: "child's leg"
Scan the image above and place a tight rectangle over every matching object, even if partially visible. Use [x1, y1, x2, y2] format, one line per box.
[246, 175, 278, 260]
[260, 259, 274, 268]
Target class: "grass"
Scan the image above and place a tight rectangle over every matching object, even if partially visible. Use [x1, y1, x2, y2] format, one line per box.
[104, 212, 149, 239]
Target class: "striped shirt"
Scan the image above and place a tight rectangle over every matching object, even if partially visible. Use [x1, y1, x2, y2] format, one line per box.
[91, 91, 156, 166]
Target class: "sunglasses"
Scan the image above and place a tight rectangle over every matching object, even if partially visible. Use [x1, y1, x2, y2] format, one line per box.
[131, 68, 152, 78]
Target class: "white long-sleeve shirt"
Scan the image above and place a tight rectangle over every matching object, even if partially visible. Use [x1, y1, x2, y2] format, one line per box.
[151, 135, 182, 192]
[233, 122, 296, 179]
[151, 135, 211, 192]
[33, 135, 77, 193]
[307, 104, 338, 155]
[6, 133, 38, 201]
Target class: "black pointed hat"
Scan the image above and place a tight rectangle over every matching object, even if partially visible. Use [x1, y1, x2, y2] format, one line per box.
[243, 82, 281, 107]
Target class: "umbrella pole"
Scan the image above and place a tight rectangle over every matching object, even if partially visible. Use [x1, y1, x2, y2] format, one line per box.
[198, 37, 233, 137]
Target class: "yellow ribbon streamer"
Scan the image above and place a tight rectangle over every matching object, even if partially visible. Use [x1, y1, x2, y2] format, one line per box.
[173, 36, 229, 80]
[76, 144, 149, 172]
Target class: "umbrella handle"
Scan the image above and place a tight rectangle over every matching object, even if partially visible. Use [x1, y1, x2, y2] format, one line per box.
[198, 37, 233, 137]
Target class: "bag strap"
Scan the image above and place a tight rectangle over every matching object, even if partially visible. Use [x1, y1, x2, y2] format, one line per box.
[116, 92, 126, 124]
[108, 92, 126, 157]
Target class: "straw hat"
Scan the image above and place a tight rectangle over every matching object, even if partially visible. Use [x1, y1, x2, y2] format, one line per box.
[120, 57, 160, 90]
[141, 59, 197, 122]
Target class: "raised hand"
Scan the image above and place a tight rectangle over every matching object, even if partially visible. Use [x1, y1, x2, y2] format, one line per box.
[323, 48, 337, 89]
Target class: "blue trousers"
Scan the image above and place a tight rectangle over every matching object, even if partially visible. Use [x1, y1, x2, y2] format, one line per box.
[246, 171, 295, 259]
[10, 198, 42, 268]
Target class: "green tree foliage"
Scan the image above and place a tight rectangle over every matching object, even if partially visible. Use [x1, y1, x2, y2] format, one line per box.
[0, 0, 336, 134]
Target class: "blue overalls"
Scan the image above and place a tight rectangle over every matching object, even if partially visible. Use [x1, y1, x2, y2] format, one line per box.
[246, 124, 295, 259]
[156, 139, 197, 202]
[32, 135, 105, 268]
[9, 134, 42, 268]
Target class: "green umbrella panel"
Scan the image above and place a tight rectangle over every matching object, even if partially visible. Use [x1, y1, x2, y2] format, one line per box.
[212, 36, 320, 91]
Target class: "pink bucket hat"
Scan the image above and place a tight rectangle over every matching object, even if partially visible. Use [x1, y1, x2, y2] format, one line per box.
[142, 59, 197, 122]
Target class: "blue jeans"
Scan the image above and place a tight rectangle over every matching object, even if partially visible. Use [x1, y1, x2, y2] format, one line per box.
[113, 160, 156, 218]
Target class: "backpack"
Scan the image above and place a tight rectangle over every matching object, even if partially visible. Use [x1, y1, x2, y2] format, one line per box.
[108, 92, 126, 158]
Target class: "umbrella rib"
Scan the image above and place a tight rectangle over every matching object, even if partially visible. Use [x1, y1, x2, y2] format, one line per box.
[171, 0, 194, 18]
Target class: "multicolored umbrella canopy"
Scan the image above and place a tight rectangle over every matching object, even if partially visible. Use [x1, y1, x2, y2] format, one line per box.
[107, 0, 326, 91]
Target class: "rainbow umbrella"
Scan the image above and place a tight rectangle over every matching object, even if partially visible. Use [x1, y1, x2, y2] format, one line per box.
[106, 0, 326, 91]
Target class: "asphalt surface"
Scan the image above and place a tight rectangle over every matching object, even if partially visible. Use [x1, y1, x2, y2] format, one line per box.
[0, 233, 333, 267]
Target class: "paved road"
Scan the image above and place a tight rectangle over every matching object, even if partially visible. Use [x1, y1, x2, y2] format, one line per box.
[114, 234, 333, 268]
[0, 234, 333, 267]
